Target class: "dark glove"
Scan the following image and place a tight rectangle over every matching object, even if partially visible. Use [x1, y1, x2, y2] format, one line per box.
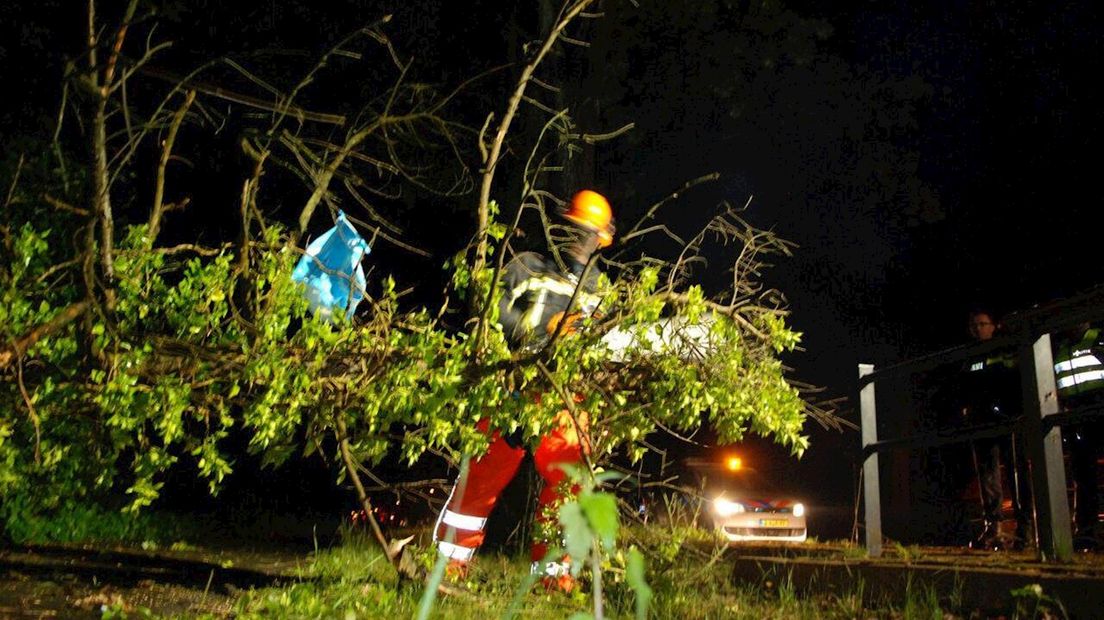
[503, 428, 525, 449]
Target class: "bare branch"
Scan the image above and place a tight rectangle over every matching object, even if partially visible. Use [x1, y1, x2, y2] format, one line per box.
[341, 209, 431, 258]
[335, 417, 398, 570]
[537, 360, 595, 473]
[137, 65, 346, 126]
[295, 120, 382, 239]
[660, 291, 770, 342]
[15, 356, 42, 464]
[102, 0, 139, 90]
[616, 172, 721, 245]
[580, 122, 634, 144]
[148, 89, 195, 245]
[470, 0, 597, 314]
[4, 154, 25, 210]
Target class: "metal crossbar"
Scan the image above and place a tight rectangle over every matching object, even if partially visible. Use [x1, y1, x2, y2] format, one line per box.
[858, 329, 1104, 562]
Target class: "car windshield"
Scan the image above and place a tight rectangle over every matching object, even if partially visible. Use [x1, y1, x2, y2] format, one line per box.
[682, 460, 790, 498]
[712, 468, 788, 498]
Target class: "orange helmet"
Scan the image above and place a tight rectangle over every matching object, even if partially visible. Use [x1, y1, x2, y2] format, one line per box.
[562, 190, 614, 248]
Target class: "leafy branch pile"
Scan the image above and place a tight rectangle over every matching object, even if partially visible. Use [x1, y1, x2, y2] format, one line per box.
[0, 0, 815, 566]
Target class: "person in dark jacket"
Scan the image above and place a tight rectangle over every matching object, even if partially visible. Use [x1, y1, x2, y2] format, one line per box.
[959, 308, 1030, 549]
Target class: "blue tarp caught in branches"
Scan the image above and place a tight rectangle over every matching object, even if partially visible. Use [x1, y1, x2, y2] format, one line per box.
[291, 210, 370, 322]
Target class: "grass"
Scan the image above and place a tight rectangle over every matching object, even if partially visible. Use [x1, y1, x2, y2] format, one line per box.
[225, 528, 964, 620]
[5, 503, 1074, 618]
[3, 503, 195, 547]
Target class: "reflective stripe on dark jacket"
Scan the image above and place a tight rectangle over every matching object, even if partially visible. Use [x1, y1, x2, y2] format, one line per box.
[1054, 327, 1104, 398]
[497, 252, 600, 348]
[960, 350, 1019, 420]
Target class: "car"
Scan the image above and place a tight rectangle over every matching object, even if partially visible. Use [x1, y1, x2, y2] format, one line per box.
[693, 454, 808, 543]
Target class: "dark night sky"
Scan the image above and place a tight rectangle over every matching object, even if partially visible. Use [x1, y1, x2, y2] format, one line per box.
[563, 0, 1104, 527]
[717, 1, 1104, 525]
[3, 1, 1102, 535]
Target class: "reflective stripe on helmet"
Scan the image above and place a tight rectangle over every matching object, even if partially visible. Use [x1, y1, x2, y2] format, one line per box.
[441, 510, 487, 532]
[438, 541, 476, 562]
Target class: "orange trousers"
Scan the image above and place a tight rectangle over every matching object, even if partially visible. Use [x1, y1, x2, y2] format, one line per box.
[434, 415, 585, 564]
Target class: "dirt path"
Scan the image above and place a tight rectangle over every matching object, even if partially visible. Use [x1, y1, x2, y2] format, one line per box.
[0, 543, 312, 618]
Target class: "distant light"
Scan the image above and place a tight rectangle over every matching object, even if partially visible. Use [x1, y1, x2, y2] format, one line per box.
[726, 456, 742, 471]
[793, 503, 805, 517]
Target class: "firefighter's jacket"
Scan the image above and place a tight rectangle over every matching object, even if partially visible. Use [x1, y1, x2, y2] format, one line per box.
[1053, 326, 1104, 400]
[497, 252, 601, 349]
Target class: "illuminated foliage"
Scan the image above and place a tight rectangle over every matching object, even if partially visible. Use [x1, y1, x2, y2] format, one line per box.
[0, 1, 813, 545]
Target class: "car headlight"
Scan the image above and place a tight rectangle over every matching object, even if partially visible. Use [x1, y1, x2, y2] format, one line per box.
[792, 503, 805, 517]
[713, 498, 745, 517]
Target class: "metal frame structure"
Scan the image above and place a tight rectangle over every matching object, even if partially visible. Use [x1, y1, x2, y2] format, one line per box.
[859, 289, 1104, 561]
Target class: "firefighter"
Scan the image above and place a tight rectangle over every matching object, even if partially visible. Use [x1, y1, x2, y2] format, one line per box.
[433, 190, 614, 589]
[1053, 322, 1104, 550]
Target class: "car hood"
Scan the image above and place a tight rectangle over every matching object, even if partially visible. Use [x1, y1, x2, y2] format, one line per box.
[732, 498, 797, 510]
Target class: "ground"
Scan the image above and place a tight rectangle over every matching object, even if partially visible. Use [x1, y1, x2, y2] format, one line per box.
[0, 543, 304, 618]
[3, 526, 1100, 618]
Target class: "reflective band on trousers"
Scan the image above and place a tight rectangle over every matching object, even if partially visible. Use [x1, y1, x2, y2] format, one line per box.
[441, 510, 487, 532]
[1054, 354, 1102, 373]
[437, 541, 475, 562]
[1057, 370, 1104, 389]
[531, 560, 571, 577]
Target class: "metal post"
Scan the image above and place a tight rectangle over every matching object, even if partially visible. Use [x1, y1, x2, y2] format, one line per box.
[859, 363, 882, 557]
[1019, 333, 1073, 561]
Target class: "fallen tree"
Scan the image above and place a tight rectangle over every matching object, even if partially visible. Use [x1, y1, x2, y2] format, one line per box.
[0, 3, 831, 588]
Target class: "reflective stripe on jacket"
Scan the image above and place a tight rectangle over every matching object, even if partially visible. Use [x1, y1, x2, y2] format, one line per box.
[960, 350, 1018, 419]
[497, 252, 601, 348]
[1054, 327, 1104, 397]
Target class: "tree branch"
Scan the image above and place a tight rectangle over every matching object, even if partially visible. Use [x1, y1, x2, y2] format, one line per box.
[335, 417, 400, 572]
[470, 0, 596, 313]
[148, 89, 195, 245]
[0, 301, 91, 371]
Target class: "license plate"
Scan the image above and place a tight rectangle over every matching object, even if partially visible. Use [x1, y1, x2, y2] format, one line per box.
[760, 519, 787, 527]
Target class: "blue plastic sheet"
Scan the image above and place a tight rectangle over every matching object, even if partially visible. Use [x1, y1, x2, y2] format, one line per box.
[291, 210, 370, 322]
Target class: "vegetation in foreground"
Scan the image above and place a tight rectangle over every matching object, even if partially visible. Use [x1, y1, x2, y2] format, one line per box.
[7, 511, 1071, 619]
[221, 529, 1058, 620]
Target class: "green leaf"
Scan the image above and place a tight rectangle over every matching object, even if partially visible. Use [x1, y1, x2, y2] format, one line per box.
[557, 501, 592, 572]
[579, 492, 618, 549]
[626, 547, 653, 620]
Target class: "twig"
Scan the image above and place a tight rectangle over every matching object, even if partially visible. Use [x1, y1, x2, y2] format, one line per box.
[35, 259, 80, 285]
[41, 195, 86, 218]
[15, 355, 41, 464]
[615, 173, 720, 245]
[3, 154, 24, 209]
[470, 110, 571, 355]
[148, 89, 195, 245]
[335, 417, 397, 571]
[580, 122, 634, 144]
[536, 361, 596, 474]
[137, 65, 346, 126]
[660, 292, 769, 342]
[340, 207, 431, 257]
[470, 0, 597, 314]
